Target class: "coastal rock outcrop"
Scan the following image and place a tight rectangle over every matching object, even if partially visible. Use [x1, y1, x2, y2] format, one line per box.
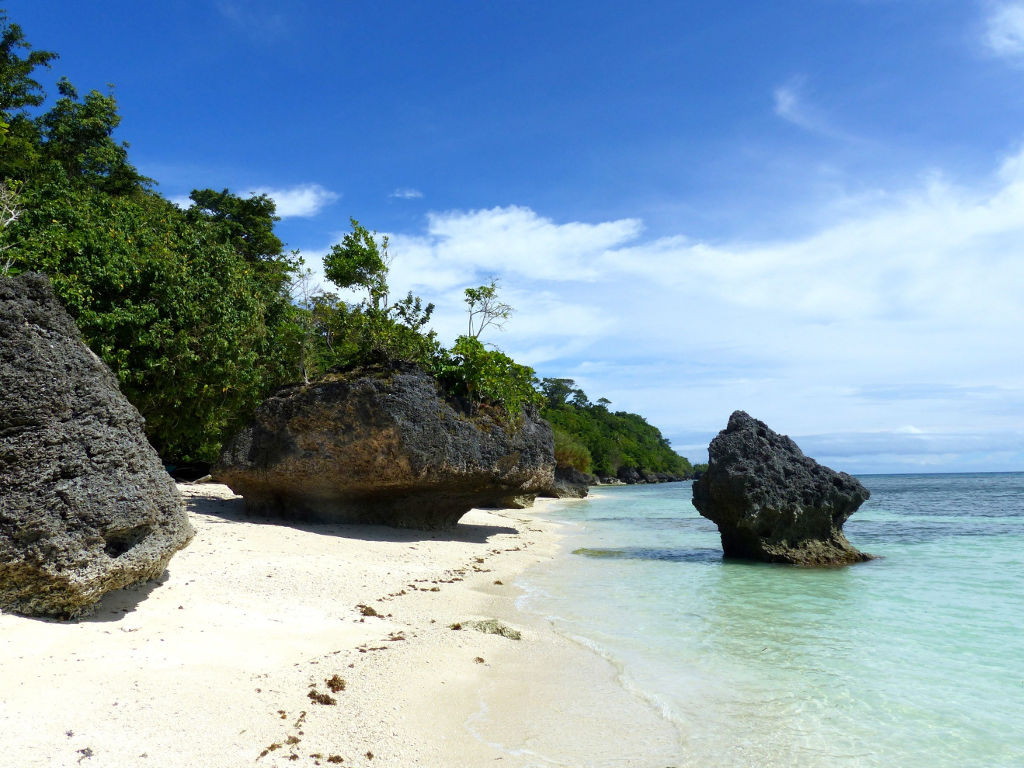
[692, 411, 872, 566]
[213, 366, 555, 529]
[617, 466, 644, 484]
[540, 466, 596, 499]
[487, 493, 537, 510]
[0, 273, 194, 619]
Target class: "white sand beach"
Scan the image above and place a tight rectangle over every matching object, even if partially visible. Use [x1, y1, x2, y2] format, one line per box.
[0, 484, 682, 768]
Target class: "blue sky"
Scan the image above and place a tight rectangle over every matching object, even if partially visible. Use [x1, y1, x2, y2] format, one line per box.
[7, 0, 1024, 472]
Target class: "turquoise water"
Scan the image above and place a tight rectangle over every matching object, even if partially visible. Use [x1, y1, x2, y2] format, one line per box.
[520, 474, 1024, 767]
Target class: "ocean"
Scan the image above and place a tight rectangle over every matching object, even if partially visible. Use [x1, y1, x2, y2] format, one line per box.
[520, 473, 1024, 767]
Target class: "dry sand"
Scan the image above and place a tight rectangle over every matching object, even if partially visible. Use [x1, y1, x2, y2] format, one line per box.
[0, 484, 683, 767]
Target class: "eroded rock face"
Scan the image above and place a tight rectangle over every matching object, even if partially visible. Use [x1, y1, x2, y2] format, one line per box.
[692, 411, 872, 566]
[213, 367, 555, 529]
[539, 466, 595, 499]
[0, 273, 193, 619]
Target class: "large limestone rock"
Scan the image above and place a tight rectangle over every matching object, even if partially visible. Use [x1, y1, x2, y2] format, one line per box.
[692, 411, 872, 566]
[0, 273, 194, 619]
[539, 466, 595, 499]
[213, 366, 555, 529]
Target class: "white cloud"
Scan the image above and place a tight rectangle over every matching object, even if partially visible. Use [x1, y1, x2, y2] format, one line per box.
[246, 184, 338, 218]
[390, 188, 424, 199]
[773, 81, 815, 129]
[985, 2, 1024, 57]
[337, 147, 1024, 470]
[772, 77, 857, 141]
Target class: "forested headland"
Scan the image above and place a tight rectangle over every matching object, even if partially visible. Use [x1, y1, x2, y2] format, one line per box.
[0, 9, 695, 478]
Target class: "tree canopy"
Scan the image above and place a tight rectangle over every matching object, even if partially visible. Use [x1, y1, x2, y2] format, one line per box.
[0, 12, 299, 463]
[0, 8, 691, 472]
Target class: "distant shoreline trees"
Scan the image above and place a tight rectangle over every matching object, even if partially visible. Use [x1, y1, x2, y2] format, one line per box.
[540, 378, 694, 478]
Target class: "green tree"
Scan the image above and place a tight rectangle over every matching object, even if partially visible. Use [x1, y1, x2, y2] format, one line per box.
[553, 426, 592, 473]
[464, 279, 512, 339]
[37, 77, 148, 194]
[320, 218, 436, 367]
[8, 177, 298, 461]
[540, 377, 694, 477]
[432, 335, 541, 419]
[324, 218, 389, 309]
[0, 11, 56, 176]
[0, 179, 19, 274]
[186, 188, 284, 263]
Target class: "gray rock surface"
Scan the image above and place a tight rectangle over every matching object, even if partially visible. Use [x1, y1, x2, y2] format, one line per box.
[0, 273, 193, 619]
[540, 466, 595, 498]
[213, 366, 555, 529]
[617, 466, 644, 484]
[486, 494, 538, 510]
[692, 411, 872, 566]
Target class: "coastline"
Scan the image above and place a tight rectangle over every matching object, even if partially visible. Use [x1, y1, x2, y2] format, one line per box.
[0, 484, 682, 768]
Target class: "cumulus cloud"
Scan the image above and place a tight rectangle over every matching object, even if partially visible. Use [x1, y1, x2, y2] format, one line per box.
[339, 147, 1024, 471]
[390, 188, 424, 199]
[985, 1, 1024, 57]
[246, 184, 338, 218]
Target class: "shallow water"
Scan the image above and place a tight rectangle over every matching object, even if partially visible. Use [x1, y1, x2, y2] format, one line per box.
[520, 474, 1024, 767]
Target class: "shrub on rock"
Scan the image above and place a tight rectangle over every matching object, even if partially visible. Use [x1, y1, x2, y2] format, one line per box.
[213, 366, 554, 529]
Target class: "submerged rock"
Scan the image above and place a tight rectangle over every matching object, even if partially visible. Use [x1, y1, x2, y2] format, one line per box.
[213, 366, 554, 529]
[692, 411, 872, 566]
[0, 273, 193, 619]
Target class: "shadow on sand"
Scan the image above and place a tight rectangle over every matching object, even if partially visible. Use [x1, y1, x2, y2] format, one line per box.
[183, 489, 520, 544]
[8, 571, 172, 625]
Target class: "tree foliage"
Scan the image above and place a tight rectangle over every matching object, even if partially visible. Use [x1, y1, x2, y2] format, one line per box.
[8, 173, 297, 461]
[315, 219, 439, 369]
[540, 378, 694, 477]
[431, 335, 542, 419]
[464, 279, 512, 339]
[0, 12, 299, 462]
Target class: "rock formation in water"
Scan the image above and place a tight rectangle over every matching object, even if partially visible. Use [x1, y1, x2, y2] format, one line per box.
[691, 410, 872, 566]
[0, 273, 194, 619]
[213, 366, 555, 529]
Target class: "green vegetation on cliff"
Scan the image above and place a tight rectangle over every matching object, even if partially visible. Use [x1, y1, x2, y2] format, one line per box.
[540, 378, 693, 478]
[0, 12, 298, 462]
[0, 10, 686, 473]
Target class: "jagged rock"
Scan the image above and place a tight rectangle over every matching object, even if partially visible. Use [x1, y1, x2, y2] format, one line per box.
[617, 466, 644, 484]
[213, 366, 555, 529]
[0, 273, 193, 619]
[692, 411, 872, 566]
[598, 476, 624, 486]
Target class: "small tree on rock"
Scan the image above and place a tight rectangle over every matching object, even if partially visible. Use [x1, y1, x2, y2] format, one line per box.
[464, 279, 513, 339]
[0, 180, 19, 274]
